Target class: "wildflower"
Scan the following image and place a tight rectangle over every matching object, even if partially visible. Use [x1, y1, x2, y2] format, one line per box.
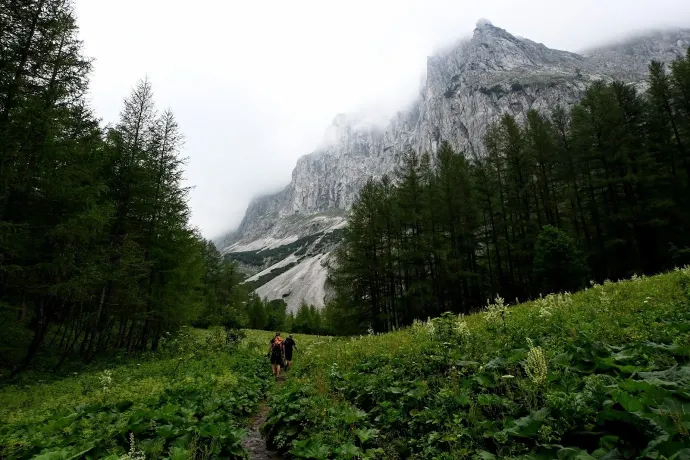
[538, 424, 555, 443]
[120, 432, 146, 460]
[453, 314, 470, 340]
[329, 362, 340, 378]
[493, 431, 508, 444]
[537, 295, 552, 318]
[485, 295, 509, 330]
[425, 318, 436, 337]
[524, 339, 548, 386]
[99, 370, 113, 392]
[595, 284, 611, 310]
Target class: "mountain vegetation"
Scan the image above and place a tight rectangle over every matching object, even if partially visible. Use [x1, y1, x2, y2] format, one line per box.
[0, 328, 291, 458]
[0, 0, 254, 375]
[264, 268, 690, 459]
[330, 49, 690, 333]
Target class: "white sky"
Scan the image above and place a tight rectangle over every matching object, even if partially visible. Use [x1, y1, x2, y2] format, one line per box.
[73, 0, 690, 239]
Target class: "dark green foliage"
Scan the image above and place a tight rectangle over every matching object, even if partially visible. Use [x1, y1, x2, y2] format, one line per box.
[246, 294, 270, 330]
[226, 229, 344, 267]
[193, 241, 249, 329]
[290, 303, 330, 335]
[265, 299, 288, 331]
[263, 271, 690, 458]
[237, 294, 335, 335]
[333, 50, 690, 333]
[0, 0, 252, 375]
[242, 261, 298, 292]
[330, 144, 483, 332]
[0, 343, 271, 459]
[533, 225, 588, 293]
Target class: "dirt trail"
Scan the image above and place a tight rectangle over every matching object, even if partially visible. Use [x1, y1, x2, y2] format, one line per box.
[243, 376, 284, 460]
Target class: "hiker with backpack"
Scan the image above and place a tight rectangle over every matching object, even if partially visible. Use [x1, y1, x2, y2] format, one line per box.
[282, 335, 297, 370]
[268, 332, 285, 378]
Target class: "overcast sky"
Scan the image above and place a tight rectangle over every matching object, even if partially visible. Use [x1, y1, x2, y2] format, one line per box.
[72, 0, 690, 239]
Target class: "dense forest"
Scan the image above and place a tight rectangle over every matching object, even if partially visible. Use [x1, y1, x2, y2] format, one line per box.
[0, 0, 264, 375]
[331, 50, 690, 333]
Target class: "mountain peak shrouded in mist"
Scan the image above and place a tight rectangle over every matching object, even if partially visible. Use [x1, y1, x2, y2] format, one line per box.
[222, 21, 690, 311]
[476, 18, 494, 29]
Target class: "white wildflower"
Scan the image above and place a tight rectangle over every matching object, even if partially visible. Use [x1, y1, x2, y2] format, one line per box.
[453, 314, 470, 340]
[524, 339, 548, 386]
[120, 432, 146, 460]
[329, 362, 340, 378]
[425, 318, 436, 336]
[99, 370, 113, 392]
[537, 295, 552, 318]
[485, 295, 509, 328]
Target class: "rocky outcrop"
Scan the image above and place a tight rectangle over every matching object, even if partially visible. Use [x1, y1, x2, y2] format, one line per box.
[254, 253, 333, 314]
[223, 20, 690, 308]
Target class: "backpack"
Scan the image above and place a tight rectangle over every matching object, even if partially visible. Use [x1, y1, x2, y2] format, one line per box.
[271, 337, 283, 353]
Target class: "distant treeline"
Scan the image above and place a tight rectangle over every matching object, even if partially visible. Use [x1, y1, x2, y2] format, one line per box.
[330, 50, 690, 333]
[232, 297, 334, 336]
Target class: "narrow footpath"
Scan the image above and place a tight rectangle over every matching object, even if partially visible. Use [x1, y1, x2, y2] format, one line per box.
[243, 376, 285, 459]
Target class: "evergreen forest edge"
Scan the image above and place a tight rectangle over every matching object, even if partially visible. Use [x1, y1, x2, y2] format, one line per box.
[328, 49, 690, 334]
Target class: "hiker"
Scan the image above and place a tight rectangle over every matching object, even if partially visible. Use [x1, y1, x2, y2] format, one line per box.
[283, 334, 297, 370]
[268, 332, 284, 378]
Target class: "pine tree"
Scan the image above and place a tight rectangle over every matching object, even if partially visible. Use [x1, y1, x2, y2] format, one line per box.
[533, 225, 588, 294]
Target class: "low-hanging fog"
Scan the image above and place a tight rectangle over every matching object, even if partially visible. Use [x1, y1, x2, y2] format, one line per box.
[73, 0, 690, 239]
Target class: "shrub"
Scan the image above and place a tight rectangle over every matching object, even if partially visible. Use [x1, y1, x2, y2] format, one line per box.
[533, 225, 588, 293]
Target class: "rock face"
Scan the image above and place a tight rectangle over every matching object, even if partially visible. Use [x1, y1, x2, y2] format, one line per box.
[223, 20, 690, 309]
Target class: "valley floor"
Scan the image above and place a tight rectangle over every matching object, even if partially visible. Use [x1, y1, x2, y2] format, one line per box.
[2, 269, 690, 459]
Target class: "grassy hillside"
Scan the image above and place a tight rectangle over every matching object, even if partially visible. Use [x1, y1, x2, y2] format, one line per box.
[0, 329, 295, 459]
[0, 328, 322, 459]
[262, 268, 690, 459]
[2, 270, 689, 459]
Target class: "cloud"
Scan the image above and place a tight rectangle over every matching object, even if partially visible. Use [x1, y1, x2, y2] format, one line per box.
[73, 0, 690, 238]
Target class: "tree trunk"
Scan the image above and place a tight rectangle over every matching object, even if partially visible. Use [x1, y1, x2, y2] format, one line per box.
[11, 299, 49, 376]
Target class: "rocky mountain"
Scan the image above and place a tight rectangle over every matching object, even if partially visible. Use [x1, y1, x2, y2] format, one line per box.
[222, 20, 690, 313]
